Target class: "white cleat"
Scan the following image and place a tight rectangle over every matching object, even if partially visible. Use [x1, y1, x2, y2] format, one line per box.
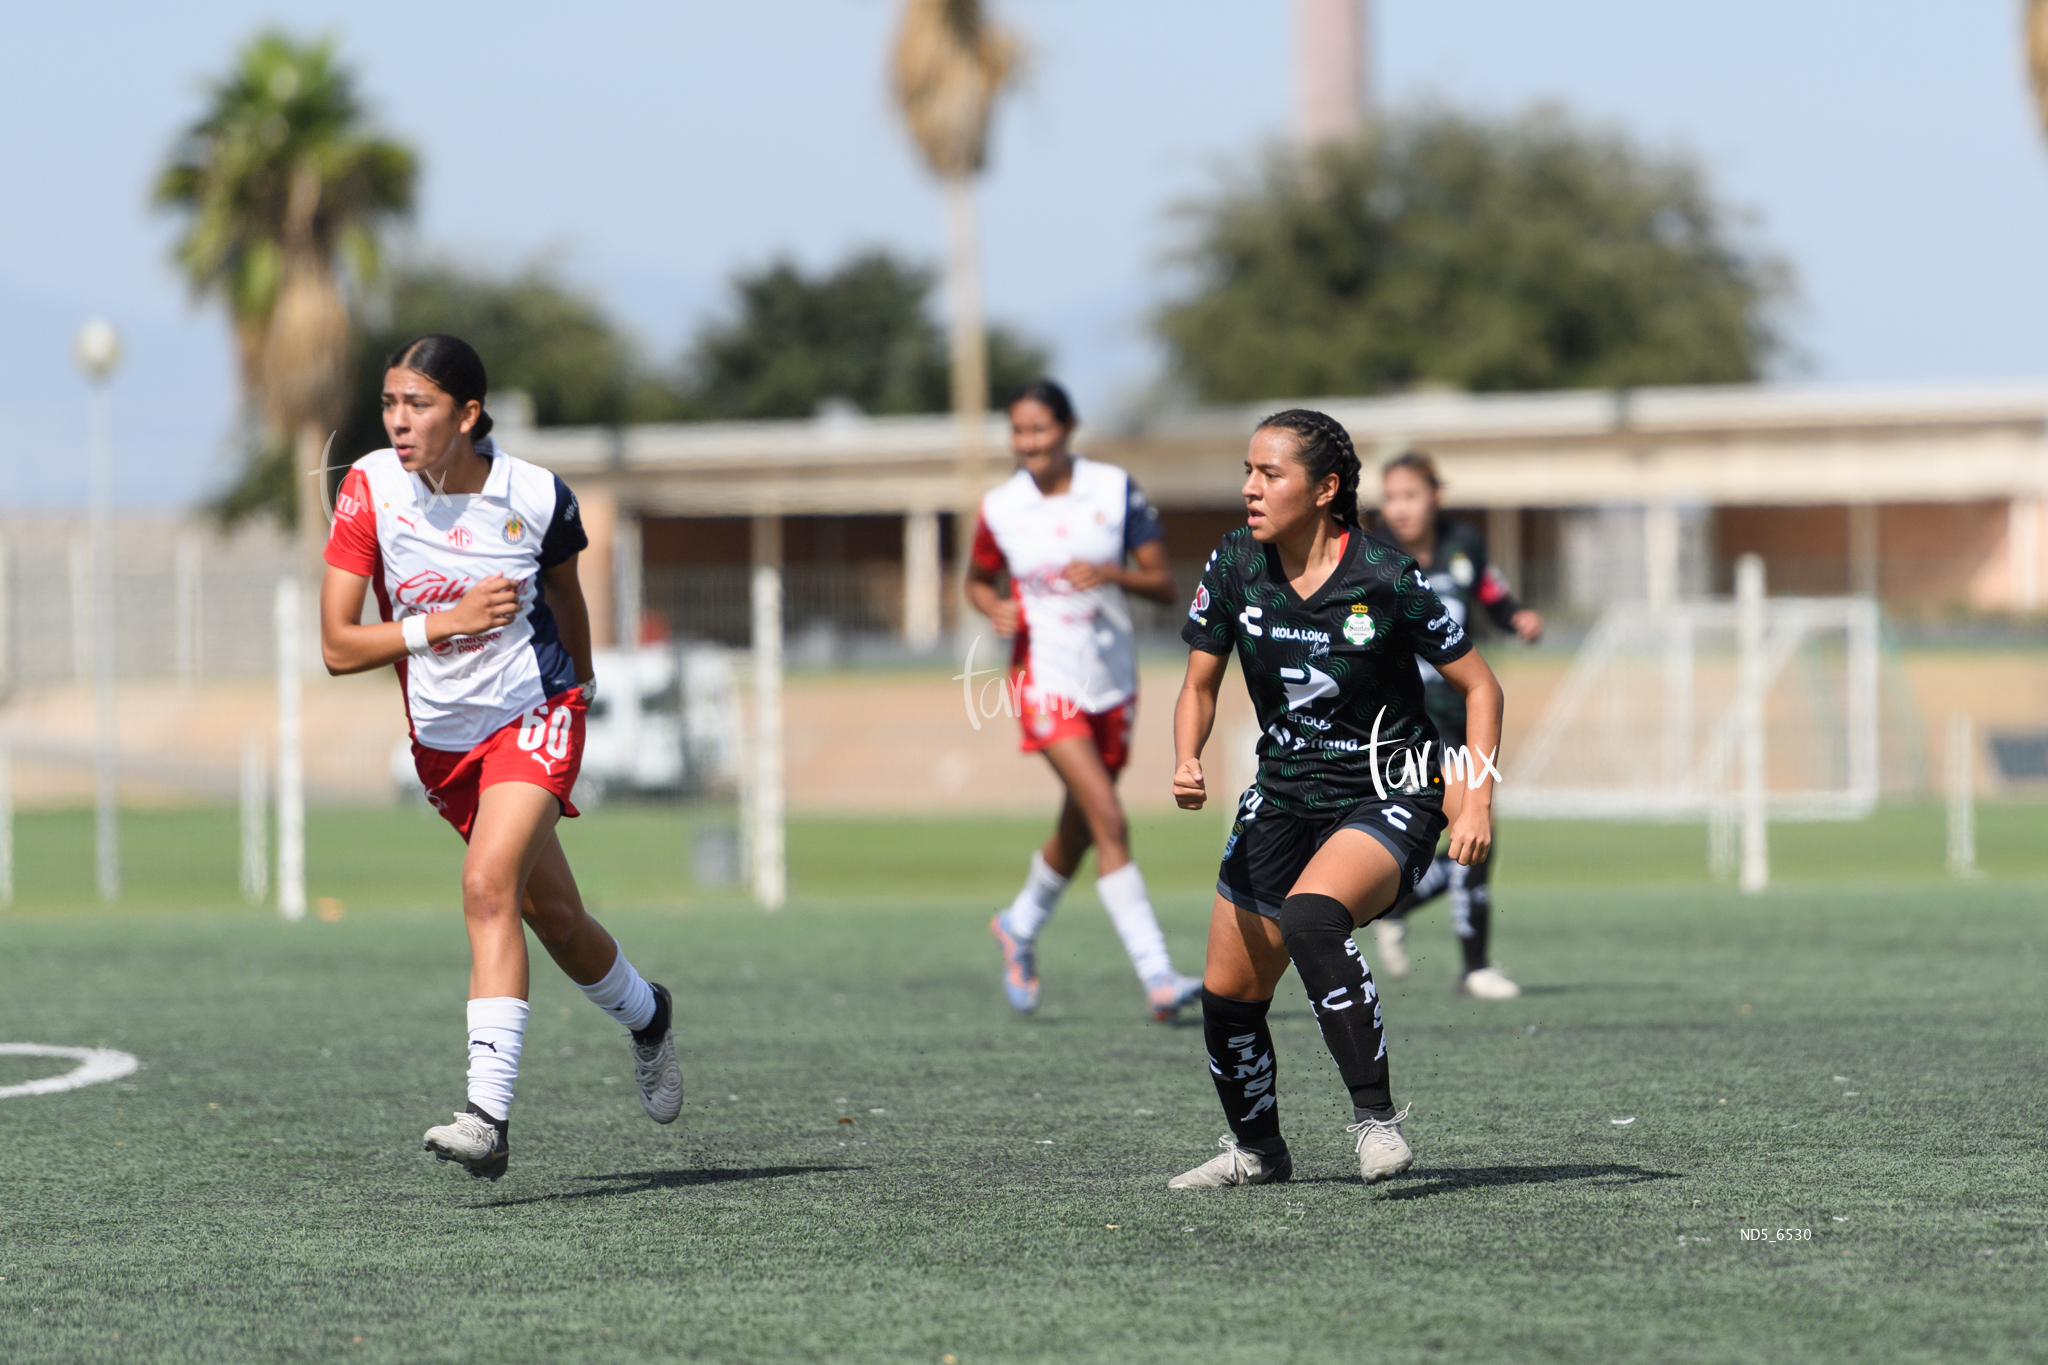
[1349, 1105, 1413, 1184]
[1457, 966, 1521, 1000]
[423, 1105, 509, 1180]
[1145, 972, 1204, 1022]
[630, 982, 686, 1124]
[1371, 918, 1410, 979]
[1167, 1134, 1293, 1188]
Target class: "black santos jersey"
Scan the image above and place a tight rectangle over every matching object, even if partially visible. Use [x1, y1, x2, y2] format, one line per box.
[1404, 517, 1524, 739]
[1406, 517, 1522, 670]
[1182, 526, 1473, 815]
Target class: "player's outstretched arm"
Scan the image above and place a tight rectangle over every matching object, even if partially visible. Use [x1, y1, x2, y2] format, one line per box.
[541, 556, 595, 688]
[1172, 647, 1229, 810]
[1436, 649, 1503, 866]
[318, 566, 517, 676]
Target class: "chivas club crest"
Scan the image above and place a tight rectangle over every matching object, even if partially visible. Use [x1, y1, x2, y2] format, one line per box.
[503, 515, 526, 544]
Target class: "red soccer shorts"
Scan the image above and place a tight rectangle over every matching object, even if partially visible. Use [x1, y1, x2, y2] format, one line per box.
[413, 689, 587, 842]
[1015, 668, 1135, 775]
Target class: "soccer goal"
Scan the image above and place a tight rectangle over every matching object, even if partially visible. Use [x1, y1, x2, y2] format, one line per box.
[1499, 584, 1886, 838]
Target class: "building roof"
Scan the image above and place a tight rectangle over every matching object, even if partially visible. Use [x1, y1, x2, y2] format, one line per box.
[508, 379, 2048, 514]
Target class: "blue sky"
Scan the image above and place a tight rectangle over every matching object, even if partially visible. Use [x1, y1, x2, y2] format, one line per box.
[5, 1, 2047, 509]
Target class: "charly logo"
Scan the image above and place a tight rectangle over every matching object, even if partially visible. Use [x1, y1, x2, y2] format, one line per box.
[1343, 604, 1375, 645]
[503, 514, 525, 544]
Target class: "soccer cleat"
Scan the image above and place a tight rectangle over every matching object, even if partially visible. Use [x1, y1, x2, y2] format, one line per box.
[1457, 966, 1522, 1000]
[423, 1103, 509, 1180]
[1371, 918, 1410, 979]
[1168, 1134, 1293, 1188]
[989, 914, 1040, 1014]
[1348, 1104, 1413, 1184]
[630, 982, 685, 1124]
[1145, 971, 1204, 1022]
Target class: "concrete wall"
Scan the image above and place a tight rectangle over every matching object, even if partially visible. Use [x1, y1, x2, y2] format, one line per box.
[2, 646, 2042, 811]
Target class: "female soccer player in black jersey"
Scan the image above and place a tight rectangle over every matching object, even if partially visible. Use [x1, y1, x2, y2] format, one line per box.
[1371, 450, 1542, 999]
[1166, 410, 1504, 1188]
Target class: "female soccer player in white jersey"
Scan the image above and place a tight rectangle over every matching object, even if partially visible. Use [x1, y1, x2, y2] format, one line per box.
[973, 379, 1204, 1021]
[1370, 450, 1542, 999]
[1167, 410, 1504, 1188]
[319, 334, 684, 1181]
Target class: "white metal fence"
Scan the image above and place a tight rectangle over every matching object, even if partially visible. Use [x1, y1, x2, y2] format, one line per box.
[0, 516, 298, 690]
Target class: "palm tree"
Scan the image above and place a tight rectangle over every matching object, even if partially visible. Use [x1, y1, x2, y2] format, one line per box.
[2030, 1, 2048, 139]
[891, 0, 1019, 536]
[156, 31, 415, 564]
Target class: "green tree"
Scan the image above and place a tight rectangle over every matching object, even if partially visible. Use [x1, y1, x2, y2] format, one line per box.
[336, 261, 674, 462]
[890, 0, 1020, 429]
[155, 30, 415, 540]
[683, 250, 1047, 420]
[1157, 107, 1790, 402]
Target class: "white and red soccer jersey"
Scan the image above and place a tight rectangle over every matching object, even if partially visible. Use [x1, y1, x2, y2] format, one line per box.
[324, 443, 588, 752]
[971, 455, 1164, 714]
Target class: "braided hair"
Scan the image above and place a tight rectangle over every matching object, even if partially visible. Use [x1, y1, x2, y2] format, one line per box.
[1254, 408, 1362, 527]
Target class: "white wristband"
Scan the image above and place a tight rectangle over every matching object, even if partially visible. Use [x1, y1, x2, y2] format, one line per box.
[401, 614, 432, 656]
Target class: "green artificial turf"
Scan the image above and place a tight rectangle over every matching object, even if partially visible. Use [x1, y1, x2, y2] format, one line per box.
[2, 806, 2046, 1363]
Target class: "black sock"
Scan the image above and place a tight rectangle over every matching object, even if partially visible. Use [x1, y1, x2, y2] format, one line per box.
[1452, 849, 1493, 975]
[1200, 988, 1284, 1153]
[1396, 853, 1452, 915]
[1279, 893, 1392, 1116]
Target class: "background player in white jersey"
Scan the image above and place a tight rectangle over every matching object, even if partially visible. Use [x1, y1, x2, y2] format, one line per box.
[319, 334, 684, 1180]
[1371, 451, 1541, 999]
[972, 379, 1204, 1021]
[1168, 410, 1504, 1188]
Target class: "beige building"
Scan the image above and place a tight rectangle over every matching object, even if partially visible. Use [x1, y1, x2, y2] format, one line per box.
[5, 378, 2045, 812]
[506, 379, 2048, 649]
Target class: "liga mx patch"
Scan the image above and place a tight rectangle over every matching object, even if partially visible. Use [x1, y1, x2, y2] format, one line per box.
[1343, 604, 1376, 645]
[503, 514, 525, 544]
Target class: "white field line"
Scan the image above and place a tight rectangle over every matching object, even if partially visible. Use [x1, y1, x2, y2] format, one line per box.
[0, 1042, 140, 1098]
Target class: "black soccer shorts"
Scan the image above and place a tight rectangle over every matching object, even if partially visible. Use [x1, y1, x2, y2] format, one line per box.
[1216, 785, 1448, 921]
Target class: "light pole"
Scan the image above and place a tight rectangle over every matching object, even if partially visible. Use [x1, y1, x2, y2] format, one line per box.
[73, 318, 121, 902]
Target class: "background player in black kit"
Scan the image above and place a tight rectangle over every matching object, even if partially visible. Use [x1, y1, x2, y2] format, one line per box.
[1372, 450, 1543, 999]
[1166, 410, 1504, 1189]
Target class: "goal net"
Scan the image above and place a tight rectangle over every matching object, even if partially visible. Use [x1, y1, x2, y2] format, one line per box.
[1499, 596, 1910, 826]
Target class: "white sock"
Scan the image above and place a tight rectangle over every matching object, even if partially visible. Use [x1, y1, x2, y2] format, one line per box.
[1000, 851, 1069, 942]
[1096, 862, 1174, 984]
[465, 997, 529, 1122]
[578, 947, 657, 1033]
